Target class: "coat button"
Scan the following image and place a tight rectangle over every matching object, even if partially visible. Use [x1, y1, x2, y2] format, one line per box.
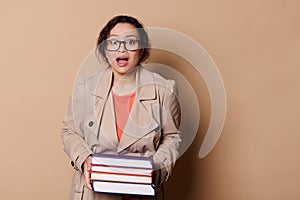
[88, 121, 94, 127]
[71, 161, 75, 167]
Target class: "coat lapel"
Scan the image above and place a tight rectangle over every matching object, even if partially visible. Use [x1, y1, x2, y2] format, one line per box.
[88, 67, 113, 139]
[98, 93, 119, 150]
[87, 66, 160, 153]
[117, 67, 159, 153]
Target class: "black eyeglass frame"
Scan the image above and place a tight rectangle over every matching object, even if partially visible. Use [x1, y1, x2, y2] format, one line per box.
[105, 39, 141, 51]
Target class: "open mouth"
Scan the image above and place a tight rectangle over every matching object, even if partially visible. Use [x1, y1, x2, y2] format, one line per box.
[116, 57, 129, 62]
[116, 57, 129, 67]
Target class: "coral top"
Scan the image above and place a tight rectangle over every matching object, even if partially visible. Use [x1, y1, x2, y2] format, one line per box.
[112, 92, 136, 142]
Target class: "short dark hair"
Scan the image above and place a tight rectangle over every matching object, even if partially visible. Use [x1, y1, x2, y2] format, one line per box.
[96, 15, 150, 64]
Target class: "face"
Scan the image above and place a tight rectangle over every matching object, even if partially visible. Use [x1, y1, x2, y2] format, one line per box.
[105, 23, 141, 78]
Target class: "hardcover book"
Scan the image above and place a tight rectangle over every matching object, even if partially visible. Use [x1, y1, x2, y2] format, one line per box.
[91, 172, 152, 184]
[92, 181, 155, 196]
[91, 153, 155, 196]
[91, 153, 153, 169]
[91, 165, 153, 176]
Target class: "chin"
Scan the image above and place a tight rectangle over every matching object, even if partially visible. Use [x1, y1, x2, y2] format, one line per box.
[112, 66, 131, 75]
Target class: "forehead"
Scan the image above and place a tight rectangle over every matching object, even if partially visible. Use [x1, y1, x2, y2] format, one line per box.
[109, 23, 139, 38]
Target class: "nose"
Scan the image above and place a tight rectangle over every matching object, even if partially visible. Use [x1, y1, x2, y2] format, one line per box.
[118, 42, 126, 52]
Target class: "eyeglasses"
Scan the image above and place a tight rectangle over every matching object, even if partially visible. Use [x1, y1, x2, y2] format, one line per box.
[105, 39, 140, 51]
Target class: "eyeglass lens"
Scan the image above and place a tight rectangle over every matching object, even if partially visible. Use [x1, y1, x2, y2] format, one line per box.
[106, 40, 139, 51]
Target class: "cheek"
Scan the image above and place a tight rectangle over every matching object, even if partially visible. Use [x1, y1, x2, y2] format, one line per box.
[130, 51, 141, 63]
[105, 52, 117, 63]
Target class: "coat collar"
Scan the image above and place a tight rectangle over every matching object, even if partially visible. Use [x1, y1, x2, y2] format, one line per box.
[87, 66, 159, 153]
[89, 66, 156, 101]
[97, 92, 159, 154]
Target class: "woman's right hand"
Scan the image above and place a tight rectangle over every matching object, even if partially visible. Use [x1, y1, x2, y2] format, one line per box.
[83, 155, 93, 190]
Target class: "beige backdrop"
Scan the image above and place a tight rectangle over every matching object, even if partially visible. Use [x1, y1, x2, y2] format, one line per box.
[1, 0, 299, 199]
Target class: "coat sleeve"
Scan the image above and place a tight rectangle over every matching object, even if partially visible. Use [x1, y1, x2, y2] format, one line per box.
[152, 80, 181, 185]
[61, 80, 92, 172]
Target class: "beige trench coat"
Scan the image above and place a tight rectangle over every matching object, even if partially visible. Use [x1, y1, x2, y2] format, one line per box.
[61, 66, 181, 200]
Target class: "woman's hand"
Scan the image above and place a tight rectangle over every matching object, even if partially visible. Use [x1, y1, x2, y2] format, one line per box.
[83, 155, 93, 190]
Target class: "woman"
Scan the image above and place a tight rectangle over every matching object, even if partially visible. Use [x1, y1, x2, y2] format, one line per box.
[61, 15, 181, 200]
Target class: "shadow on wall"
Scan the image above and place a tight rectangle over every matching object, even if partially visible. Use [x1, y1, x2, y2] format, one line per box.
[77, 49, 212, 200]
[164, 118, 210, 200]
[147, 50, 212, 200]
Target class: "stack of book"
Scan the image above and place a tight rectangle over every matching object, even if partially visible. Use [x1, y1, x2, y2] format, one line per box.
[91, 154, 155, 196]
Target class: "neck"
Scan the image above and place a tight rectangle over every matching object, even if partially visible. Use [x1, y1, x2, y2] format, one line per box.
[112, 68, 138, 95]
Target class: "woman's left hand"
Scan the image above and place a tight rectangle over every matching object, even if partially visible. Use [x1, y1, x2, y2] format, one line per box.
[83, 155, 93, 190]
